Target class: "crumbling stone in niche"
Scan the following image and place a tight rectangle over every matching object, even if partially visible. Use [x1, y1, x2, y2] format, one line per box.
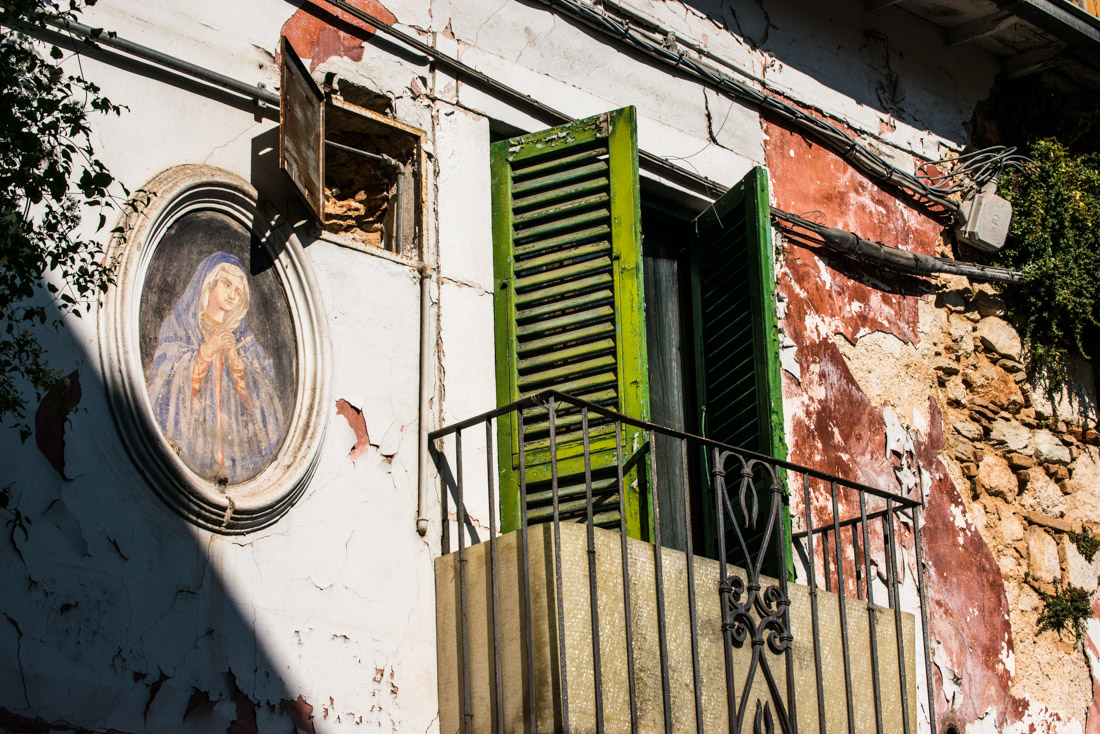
[321, 110, 416, 257]
[324, 185, 386, 248]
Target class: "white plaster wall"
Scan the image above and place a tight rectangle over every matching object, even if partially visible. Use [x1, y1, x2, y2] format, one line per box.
[1, 1, 443, 730]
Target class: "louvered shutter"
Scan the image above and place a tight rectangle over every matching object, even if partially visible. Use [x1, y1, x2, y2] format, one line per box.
[491, 107, 650, 539]
[690, 166, 788, 572]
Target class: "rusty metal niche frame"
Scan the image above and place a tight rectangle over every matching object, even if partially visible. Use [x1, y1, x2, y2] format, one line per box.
[279, 36, 428, 263]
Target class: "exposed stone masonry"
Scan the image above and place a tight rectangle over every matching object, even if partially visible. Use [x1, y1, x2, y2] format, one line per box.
[932, 281, 1100, 722]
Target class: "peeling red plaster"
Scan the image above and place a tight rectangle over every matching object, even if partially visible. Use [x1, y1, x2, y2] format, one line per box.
[335, 399, 371, 460]
[1088, 597, 1100, 733]
[227, 687, 259, 734]
[920, 431, 1016, 726]
[34, 370, 81, 479]
[765, 117, 1017, 729]
[280, 695, 316, 734]
[766, 121, 942, 347]
[280, 0, 396, 72]
[765, 121, 942, 259]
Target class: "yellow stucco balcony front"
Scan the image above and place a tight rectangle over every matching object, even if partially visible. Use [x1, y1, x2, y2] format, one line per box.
[435, 522, 917, 733]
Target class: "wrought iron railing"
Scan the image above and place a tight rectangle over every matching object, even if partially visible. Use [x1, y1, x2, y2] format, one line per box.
[430, 390, 935, 734]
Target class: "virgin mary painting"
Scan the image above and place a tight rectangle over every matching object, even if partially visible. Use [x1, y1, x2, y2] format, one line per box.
[147, 251, 286, 484]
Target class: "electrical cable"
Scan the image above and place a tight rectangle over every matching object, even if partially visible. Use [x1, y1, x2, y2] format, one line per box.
[771, 208, 1025, 283]
[32, 7, 1023, 284]
[916, 146, 1031, 196]
[316, 0, 962, 214]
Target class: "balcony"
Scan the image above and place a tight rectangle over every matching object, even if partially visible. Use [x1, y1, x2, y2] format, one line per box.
[431, 392, 933, 733]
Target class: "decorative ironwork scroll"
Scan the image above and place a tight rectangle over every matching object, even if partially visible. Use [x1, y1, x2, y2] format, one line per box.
[714, 449, 796, 734]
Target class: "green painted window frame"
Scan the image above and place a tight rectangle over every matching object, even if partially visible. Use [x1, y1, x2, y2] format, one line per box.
[491, 106, 651, 539]
[690, 166, 791, 575]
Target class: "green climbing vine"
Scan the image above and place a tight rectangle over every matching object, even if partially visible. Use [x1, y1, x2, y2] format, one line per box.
[996, 139, 1100, 384]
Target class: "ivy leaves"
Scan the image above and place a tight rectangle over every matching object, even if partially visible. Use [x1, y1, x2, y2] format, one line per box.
[998, 139, 1100, 384]
[0, 0, 124, 434]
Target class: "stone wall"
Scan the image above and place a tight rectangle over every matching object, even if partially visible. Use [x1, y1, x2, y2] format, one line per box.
[932, 281, 1100, 730]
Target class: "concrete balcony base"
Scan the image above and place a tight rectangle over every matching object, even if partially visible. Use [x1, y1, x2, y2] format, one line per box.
[435, 522, 916, 733]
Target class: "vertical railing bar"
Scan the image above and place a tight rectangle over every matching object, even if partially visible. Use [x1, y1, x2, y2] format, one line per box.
[802, 475, 827, 734]
[679, 439, 704, 734]
[581, 409, 605, 733]
[486, 420, 503, 734]
[518, 412, 538, 734]
[776, 470, 798, 733]
[549, 399, 570, 733]
[880, 515, 893, 610]
[649, 430, 673, 734]
[859, 490, 884, 734]
[822, 530, 832, 593]
[441, 440, 451, 556]
[716, 449, 738, 733]
[913, 505, 937, 734]
[886, 501, 912, 734]
[615, 421, 639, 732]
[456, 431, 472, 734]
[852, 524, 863, 601]
[830, 481, 856, 734]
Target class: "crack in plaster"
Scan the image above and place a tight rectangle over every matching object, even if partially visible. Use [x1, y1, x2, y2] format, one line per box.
[440, 274, 489, 293]
[3, 614, 29, 707]
[202, 126, 253, 166]
[471, 0, 510, 47]
[516, 15, 553, 64]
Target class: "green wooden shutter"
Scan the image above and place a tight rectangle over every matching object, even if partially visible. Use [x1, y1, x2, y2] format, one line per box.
[491, 107, 650, 539]
[690, 166, 789, 571]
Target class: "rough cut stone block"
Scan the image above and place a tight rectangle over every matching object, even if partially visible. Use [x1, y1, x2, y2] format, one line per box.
[971, 290, 1006, 318]
[990, 420, 1031, 452]
[1027, 527, 1062, 584]
[953, 421, 983, 441]
[978, 454, 1018, 500]
[1033, 429, 1072, 465]
[1065, 450, 1100, 524]
[1062, 536, 1100, 593]
[1018, 468, 1066, 517]
[974, 316, 1023, 362]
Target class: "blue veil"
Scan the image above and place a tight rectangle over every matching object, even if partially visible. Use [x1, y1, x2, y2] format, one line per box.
[147, 252, 287, 484]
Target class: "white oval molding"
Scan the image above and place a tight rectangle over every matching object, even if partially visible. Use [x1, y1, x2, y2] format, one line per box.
[100, 164, 330, 533]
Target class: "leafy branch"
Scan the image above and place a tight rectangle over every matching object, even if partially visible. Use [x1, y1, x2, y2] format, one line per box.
[1, 0, 127, 438]
[997, 139, 1100, 384]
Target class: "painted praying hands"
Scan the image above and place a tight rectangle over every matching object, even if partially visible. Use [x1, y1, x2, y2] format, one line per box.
[148, 252, 285, 485]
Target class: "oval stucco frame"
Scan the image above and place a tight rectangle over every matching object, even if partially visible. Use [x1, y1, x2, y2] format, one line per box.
[100, 165, 330, 533]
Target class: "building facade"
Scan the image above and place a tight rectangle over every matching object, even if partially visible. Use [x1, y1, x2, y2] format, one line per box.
[3, 0, 1100, 732]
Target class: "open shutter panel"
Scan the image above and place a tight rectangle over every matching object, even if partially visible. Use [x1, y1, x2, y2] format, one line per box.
[691, 166, 788, 572]
[492, 107, 650, 539]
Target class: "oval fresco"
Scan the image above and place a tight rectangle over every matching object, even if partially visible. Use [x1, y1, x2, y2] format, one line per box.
[100, 165, 330, 533]
[139, 211, 297, 484]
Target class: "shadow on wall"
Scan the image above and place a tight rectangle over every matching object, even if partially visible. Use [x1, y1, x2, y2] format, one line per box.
[0, 145, 318, 734]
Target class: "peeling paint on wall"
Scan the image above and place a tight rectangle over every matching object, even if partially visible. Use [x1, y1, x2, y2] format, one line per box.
[336, 398, 372, 460]
[764, 114, 1023, 729]
[34, 370, 81, 479]
[280, 0, 396, 71]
